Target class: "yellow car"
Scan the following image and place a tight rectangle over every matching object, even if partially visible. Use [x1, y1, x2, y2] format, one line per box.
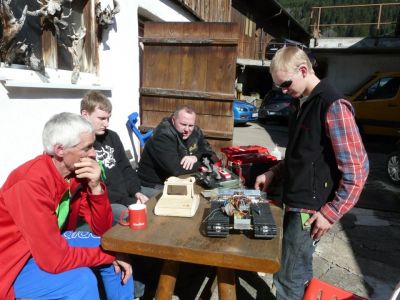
[348, 71, 400, 137]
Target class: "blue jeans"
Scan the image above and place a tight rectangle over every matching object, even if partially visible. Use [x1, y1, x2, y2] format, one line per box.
[141, 185, 163, 198]
[76, 205, 146, 299]
[112, 203, 128, 225]
[111, 184, 163, 224]
[273, 212, 316, 300]
[14, 231, 134, 300]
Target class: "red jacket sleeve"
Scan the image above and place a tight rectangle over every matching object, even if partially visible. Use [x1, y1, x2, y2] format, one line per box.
[67, 181, 113, 235]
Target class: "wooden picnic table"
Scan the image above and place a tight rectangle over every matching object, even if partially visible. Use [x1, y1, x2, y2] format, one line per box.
[101, 185, 283, 300]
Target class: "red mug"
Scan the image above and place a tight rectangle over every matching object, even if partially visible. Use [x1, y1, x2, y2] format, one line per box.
[119, 203, 147, 230]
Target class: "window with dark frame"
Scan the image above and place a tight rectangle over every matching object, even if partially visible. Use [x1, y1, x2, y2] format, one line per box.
[362, 77, 400, 101]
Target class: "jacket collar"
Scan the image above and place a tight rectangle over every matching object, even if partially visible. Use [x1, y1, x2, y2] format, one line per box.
[43, 153, 70, 192]
[167, 117, 185, 140]
[307, 78, 330, 101]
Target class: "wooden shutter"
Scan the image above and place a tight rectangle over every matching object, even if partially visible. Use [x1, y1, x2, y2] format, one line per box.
[140, 22, 239, 153]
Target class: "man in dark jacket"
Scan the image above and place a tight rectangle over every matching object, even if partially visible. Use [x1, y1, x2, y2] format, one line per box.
[81, 91, 149, 223]
[138, 106, 217, 195]
[255, 47, 369, 300]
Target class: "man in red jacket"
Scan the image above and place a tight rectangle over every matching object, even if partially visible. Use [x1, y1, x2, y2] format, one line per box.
[0, 112, 133, 299]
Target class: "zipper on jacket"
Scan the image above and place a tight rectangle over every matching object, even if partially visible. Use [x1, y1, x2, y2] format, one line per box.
[312, 162, 317, 200]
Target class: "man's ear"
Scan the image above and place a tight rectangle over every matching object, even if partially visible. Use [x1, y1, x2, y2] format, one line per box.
[299, 64, 308, 78]
[54, 144, 65, 158]
[81, 110, 89, 118]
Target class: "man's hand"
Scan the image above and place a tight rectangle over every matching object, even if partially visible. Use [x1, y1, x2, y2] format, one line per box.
[180, 155, 198, 170]
[74, 157, 102, 194]
[254, 170, 274, 192]
[305, 212, 333, 240]
[135, 192, 149, 204]
[113, 253, 133, 284]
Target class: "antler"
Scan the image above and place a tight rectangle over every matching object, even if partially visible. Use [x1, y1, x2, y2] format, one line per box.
[56, 6, 72, 29]
[27, 0, 73, 36]
[111, 0, 120, 17]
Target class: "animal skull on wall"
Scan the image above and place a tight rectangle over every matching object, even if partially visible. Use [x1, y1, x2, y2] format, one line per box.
[95, 0, 120, 41]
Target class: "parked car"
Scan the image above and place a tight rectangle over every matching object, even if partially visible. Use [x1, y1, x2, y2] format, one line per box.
[258, 89, 294, 123]
[233, 100, 258, 125]
[348, 71, 400, 138]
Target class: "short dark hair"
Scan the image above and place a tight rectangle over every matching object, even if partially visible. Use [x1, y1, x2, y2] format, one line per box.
[173, 106, 196, 118]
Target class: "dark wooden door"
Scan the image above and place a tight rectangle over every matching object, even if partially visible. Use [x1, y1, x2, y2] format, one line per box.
[140, 22, 239, 154]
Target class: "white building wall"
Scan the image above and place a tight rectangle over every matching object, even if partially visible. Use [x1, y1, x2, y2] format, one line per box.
[0, 0, 193, 184]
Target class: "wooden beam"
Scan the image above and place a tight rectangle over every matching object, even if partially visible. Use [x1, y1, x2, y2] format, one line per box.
[140, 88, 235, 101]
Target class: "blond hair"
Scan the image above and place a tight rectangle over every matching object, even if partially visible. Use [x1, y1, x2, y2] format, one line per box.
[270, 46, 314, 74]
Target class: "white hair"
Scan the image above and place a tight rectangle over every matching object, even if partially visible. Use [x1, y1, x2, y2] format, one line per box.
[42, 112, 94, 155]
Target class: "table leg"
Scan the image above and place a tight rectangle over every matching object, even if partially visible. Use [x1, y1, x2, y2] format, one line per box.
[217, 267, 236, 300]
[155, 260, 180, 300]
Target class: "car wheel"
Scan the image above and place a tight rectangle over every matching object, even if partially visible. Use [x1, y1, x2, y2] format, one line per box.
[387, 152, 400, 185]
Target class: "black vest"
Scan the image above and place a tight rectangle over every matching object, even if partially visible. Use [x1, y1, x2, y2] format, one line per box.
[283, 79, 342, 210]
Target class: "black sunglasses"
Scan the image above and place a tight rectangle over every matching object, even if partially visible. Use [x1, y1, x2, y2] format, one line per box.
[276, 79, 293, 89]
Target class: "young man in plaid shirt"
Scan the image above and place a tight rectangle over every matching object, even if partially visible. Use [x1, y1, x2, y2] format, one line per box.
[255, 46, 369, 300]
